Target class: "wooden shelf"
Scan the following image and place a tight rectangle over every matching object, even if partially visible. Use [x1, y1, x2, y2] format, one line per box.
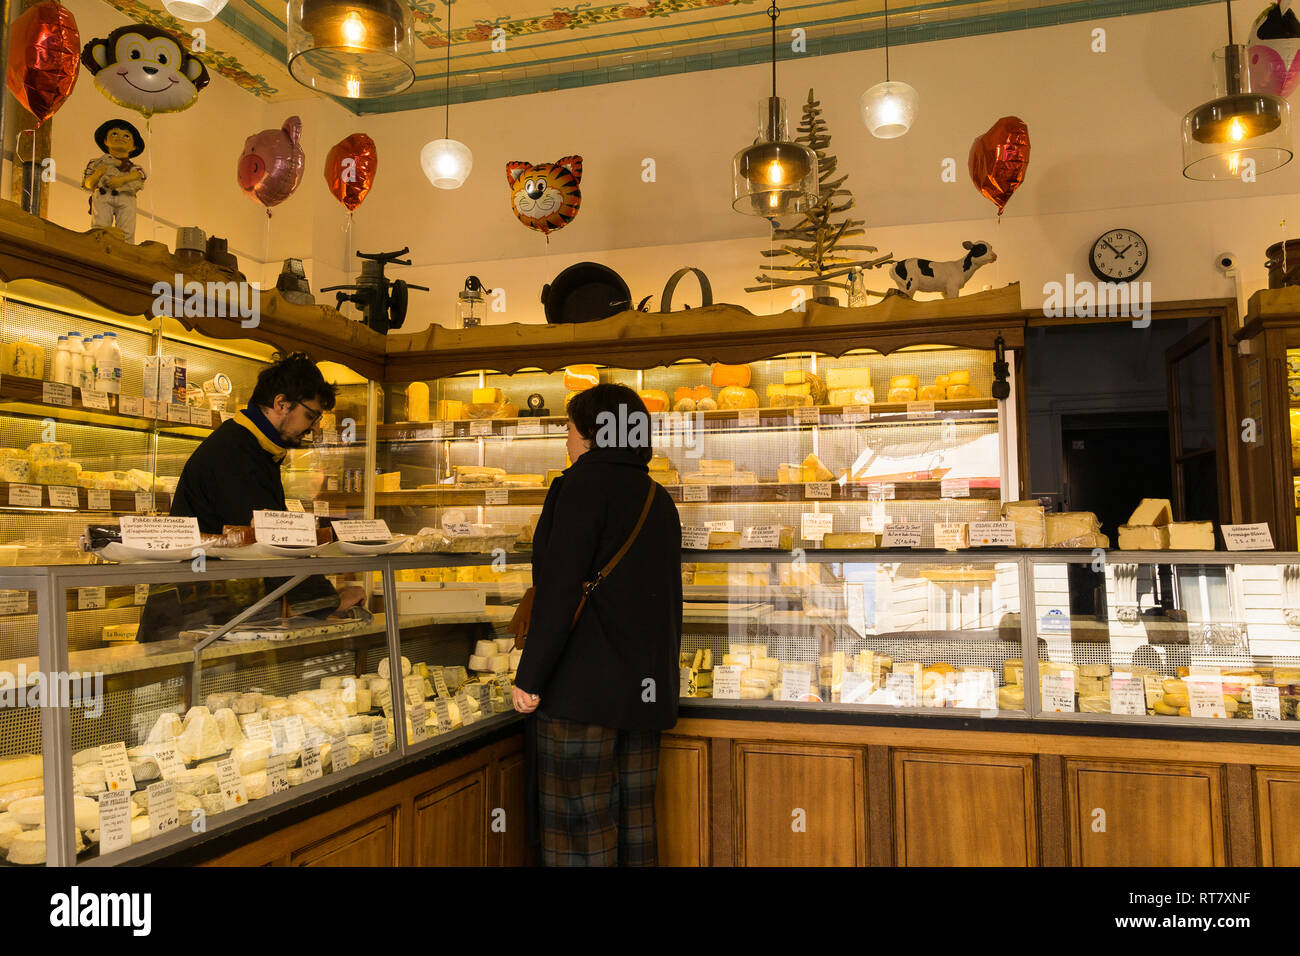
[0, 480, 171, 514]
[0, 374, 217, 436]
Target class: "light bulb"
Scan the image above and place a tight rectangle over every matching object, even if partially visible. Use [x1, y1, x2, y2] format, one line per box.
[768, 192, 779, 209]
[342, 10, 365, 45]
[767, 160, 786, 185]
[860, 80, 919, 139]
[421, 138, 473, 189]
[1228, 117, 1246, 142]
[345, 74, 361, 98]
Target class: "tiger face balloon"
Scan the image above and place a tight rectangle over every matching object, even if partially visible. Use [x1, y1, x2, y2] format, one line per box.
[506, 156, 582, 237]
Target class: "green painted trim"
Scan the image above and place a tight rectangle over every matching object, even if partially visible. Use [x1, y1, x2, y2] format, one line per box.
[217, 3, 288, 60]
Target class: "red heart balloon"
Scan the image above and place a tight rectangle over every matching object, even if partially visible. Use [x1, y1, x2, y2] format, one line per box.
[968, 116, 1030, 218]
[7, 1, 80, 125]
[324, 133, 377, 213]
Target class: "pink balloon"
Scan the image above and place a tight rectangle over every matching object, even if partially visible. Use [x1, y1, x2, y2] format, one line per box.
[238, 116, 305, 213]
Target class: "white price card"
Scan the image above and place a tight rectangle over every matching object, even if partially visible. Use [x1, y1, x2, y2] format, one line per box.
[683, 484, 708, 502]
[705, 520, 735, 533]
[801, 512, 834, 541]
[741, 525, 782, 548]
[0, 590, 27, 614]
[737, 408, 760, 428]
[78, 586, 106, 611]
[1251, 684, 1282, 720]
[1109, 673, 1146, 716]
[867, 482, 895, 501]
[516, 419, 543, 437]
[166, 404, 191, 424]
[470, 420, 494, 437]
[86, 489, 111, 511]
[433, 698, 452, 732]
[1142, 675, 1165, 712]
[882, 523, 922, 548]
[8, 484, 40, 507]
[795, 406, 820, 425]
[189, 406, 210, 427]
[301, 741, 323, 780]
[284, 715, 307, 750]
[42, 381, 72, 406]
[1222, 523, 1272, 551]
[329, 733, 350, 773]
[143, 399, 160, 420]
[153, 743, 183, 781]
[779, 668, 813, 701]
[265, 754, 290, 795]
[1041, 673, 1076, 713]
[681, 526, 712, 550]
[711, 665, 742, 699]
[252, 509, 317, 546]
[432, 671, 450, 699]
[934, 523, 968, 551]
[118, 395, 143, 417]
[120, 515, 200, 551]
[100, 741, 135, 792]
[485, 489, 509, 505]
[906, 400, 935, 419]
[1187, 679, 1227, 718]
[246, 721, 273, 745]
[372, 721, 390, 758]
[970, 521, 1017, 547]
[843, 404, 872, 423]
[284, 499, 305, 513]
[840, 671, 872, 704]
[147, 780, 180, 835]
[97, 789, 132, 854]
[885, 672, 917, 707]
[80, 388, 110, 410]
[941, 479, 971, 499]
[409, 701, 429, 741]
[134, 492, 153, 513]
[953, 671, 997, 710]
[804, 481, 832, 500]
[47, 486, 79, 509]
[331, 519, 392, 543]
[313, 499, 330, 518]
[215, 757, 248, 810]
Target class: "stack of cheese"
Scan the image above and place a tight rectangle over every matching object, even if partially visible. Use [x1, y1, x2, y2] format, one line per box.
[648, 455, 680, 486]
[721, 644, 782, 699]
[683, 460, 755, 485]
[1076, 664, 1112, 712]
[463, 387, 518, 419]
[931, 370, 975, 400]
[826, 367, 874, 406]
[672, 385, 715, 413]
[821, 649, 889, 700]
[1117, 498, 1215, 551]
[468, 637, 519, 677]
[999, 658, 1025, 710]
[766, 370, 826, 408]
[690, 563, 770, 586]
[776, 453, 833, 484]
[886, 374, 919, 403]
[679, 648, 713, 697]
[22, 442, 80, 486]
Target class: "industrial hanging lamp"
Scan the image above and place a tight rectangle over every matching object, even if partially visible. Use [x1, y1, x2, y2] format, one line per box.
[288, 0, 416, 99]
[1182, 0, 1291, 179]
[731, 1, 819, 220]
[421, 0, 473, 189]
[860, 0, 917, 138]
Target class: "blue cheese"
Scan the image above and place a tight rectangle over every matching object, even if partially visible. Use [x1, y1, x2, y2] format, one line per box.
[26, 442, 70, 462]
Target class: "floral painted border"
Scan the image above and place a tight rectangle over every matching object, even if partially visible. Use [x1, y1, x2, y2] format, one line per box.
[410, 0, 755, 48]
[96, 0, 279, 96]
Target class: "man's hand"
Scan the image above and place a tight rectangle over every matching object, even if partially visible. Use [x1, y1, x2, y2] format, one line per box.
[330, 586, 367, 617]
[512, 686, 540, 714]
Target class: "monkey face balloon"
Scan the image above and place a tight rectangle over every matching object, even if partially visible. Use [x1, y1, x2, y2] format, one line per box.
[81, 24, 209, 116]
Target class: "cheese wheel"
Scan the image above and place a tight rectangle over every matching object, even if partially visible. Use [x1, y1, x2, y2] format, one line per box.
[673, 386, 695, 404]
[711, 363, 751, 388]
[945, 369, 971, 386]
[7, 828, 47, 864]
[378, 656, 411, 680]
[717, 386, 758, 410]
[888, 374, 919, 390]
[406, 382, 431, 422]
[946, 384, 975, 399]
[917, 385, 941, 401]
[1153, 699, 1180, 716]
[469, 654, 490, 671]
[637, 389, 668, 413]
[1163, 678, 1187, 695]
[564, 365, 599, 391]
[886, 387, 917, 403]
[1162, 691, 1189, 708]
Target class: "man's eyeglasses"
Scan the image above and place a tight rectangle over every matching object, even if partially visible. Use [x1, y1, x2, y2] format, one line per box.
[293, 402, 323, 425]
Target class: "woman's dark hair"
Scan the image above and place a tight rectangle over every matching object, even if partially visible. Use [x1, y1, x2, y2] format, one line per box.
[567, 383, 653, 463]
[250, 352, 336, 410]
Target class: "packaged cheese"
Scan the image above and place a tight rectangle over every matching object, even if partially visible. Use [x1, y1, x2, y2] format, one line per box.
[564, 365, 599, 391]
[1, 337, 44, 379]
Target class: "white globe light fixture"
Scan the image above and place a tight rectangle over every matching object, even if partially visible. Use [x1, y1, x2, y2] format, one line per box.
[861, 0, 918, 139]
[162, 0, 228, 22]
[422, 138, 473, 189]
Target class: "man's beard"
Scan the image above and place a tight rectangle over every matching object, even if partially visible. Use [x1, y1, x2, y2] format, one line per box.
[279, 427, 309, 448]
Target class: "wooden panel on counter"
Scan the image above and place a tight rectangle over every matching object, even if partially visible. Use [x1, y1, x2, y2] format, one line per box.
[655, 735, 710, 867]
[1066, 759, 1226, 867]
[1254, 767, 1300, 866]
[893, 749, 1038, 866]
[414, 768, 488, 867]
[491, 748, 531, 867]
[290, 808, 398, 867]
[733, 741, 867, 866]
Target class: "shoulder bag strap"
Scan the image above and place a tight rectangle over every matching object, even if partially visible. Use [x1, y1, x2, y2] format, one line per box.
[571, 478, 657, 626]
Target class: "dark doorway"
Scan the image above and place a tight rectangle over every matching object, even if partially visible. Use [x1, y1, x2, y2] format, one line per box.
[1061, 411, 1172, 538]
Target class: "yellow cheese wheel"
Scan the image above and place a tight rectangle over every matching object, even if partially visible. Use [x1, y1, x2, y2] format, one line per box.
[717, 386, 758, 410]
[945, 369, 971, 386]
[1162, 692, 1189, 708]
[917, 385, 942, 401]
[405, 382, 430, 422]
[1153, 699, 1179, 716]
[1163, 678, 1187, 695]
[889, 374, 919, 389]
[886, 387, 917, 403]
[711, 363, 751, 388]
[946, 384, 976, 400]
[637, 389, 668, 413]
[564, 365, 599, 391]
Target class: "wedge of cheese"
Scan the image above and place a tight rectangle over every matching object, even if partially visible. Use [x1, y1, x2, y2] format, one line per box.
[801, 453, 833, 483]
[1002, 500, 1045, 548]
[1127, 498, 1172, 526]
[1045, 511, 1102, 548]
[1118, 524, 1169, 550]
[1167, 521, 1215, 550]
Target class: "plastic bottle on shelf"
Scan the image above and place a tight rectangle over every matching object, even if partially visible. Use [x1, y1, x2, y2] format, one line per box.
[51, 335, 71, 385]
[95, 332, 121, 394]
[86, 334, 102, 389]
[66, 333, 85, 389]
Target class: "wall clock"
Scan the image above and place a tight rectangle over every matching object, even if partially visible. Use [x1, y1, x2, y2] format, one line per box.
[1089, 228, 1148, 281]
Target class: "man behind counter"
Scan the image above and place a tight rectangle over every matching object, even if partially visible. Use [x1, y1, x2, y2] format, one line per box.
[139, 352, 364, 640]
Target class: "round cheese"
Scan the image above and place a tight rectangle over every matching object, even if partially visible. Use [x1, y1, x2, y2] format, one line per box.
[469, 655, 490, 671]
[495, 637, 516, 654]
[474, 640, 498, 658]
[0, 778, 43, 811]
[0, 813, 21, 852]
[378, 657, 411, 680]
[8, 828, 46, 864]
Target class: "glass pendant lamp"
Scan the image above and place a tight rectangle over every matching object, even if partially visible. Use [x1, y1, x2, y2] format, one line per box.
[860, 0, 918, 138]
[288, 0, 416, 99]
[421, 0, 472, 189]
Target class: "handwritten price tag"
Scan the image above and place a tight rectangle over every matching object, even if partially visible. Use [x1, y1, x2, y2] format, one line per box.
[885, 672, 917, 707]
[1251, 685, 1282, 720]
[867, 483, 895, 501]
[166, 404, 191, 425]
[795, 406, 820, 425]
[804, 482, 832, 500]
[252, 510, 317, 547]
[332, 519, 392, 543]
[118, 395, 143, 417]
[1109, 674, 1146, 715]
[97, 790, 132, 854]
[712, 665, 742, 699]
[517, 420, 543, 437]
[779, 668, 812, 701]
[372, 721, 390, 758]
[470, 420, 494, 437]
[409, 701, 429, 741]
[1041, 673, 1076, 713]
[8, 484, 40, 508]
[432, 670, 450, 699]
[882, 524, 922, 548]
[120, 515, 200, 551]
[86, 489, 111, 511]
[681, 526, 712, 550]
[215, 758, 247, 810]
[265, 754, 290, 795]
[153, 743, 183, 781]
[313, 500, 329, 518]
[741, 526, 782, 548]
[485, 489, 508, 505]
[801, 512, 833, 540]
[941, 479, 971, 498]
[433, 698, 453, 732]
[843, 404, 872, 423]
[78, 587, 106, 610]
[285, 499, 305, 513]
[683, 484, 708, 502]
[48, 486, 79, 509]
[737, 408, 760, 428]
[906, 401, 936, 419]
[301, 742, 322, 780]
[80, 388, 110, 411]
[1222, 523, 1272, 551]
[147, 780, 180, 835]
[134, 492, 153, 513]
[42, 382, 72, 406]
[970, 521, 1016, 547]
[100, 742, 135, 792]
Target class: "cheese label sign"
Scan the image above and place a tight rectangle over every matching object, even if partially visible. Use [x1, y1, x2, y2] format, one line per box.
[741, 525, 782, 548]
[8, 484, 40, 508]
[78, 587, 106, 611]
[485, 489, 509, 505]
[332, 519, 392, 543]
[120, 515, 201, 551]
[433, 698, 453, 733]
[47, 486, 79, 509]
[517, 420, 543, 437]
[166, 404, 191, 425]
[372, 721, 390, 758]
[147, 780, 180, 835]
[313, 500, 330, 518]
[246, 721, 273, 745]
[42, 381, 72, 406]
[470, 419, 494, 437]
[329, 733, 350, 773]
[189, 406, 211, 427]
[885, 672, 917, 707]
[252, 509, 317, 547]
[301, 742, 323, 781]
[843, 405, 871, 423]
[265, 754, 290, 795]
[1041, 674, 1076, 713]
[153, 743, 183, 781]
[683, 484, 708, 502]
[1222, 523, 1273, 551]
[97, 790, 132, 855]
[1251, 685, 1282, 720]
[795, 406, 820, 425]
[100, 742, 135, 792]
[933, 523, 968, 551]
[215, 758, 247, 810]
[804, 482, 832, 500]
[705, 520, 735, 533]
[1187, 679, 1228, 718]
[80, 388, 110, 411]
[906, 401, 935, 419]
[118, 395, 143, 417]
[779, 668, 813, 701]
[867, 483, 896, 501]
[1142, 674, 1165, 711]
[840, 670, 872, 704]
[801, 512, 834, 540]
[737, 408, 760, 428]
[681, 526, 712, 550]
[87, 489, 111, 511]
[284, 715, 307, 750]
[432, 671, 450, 699]
[0, 590, 27, 615]
[712, 665, 742, 699]
[134, 492, 153, 513]
[940, 479, 971, 499]
[1108, 674, 1146, 716]
[284, 499, 305, 513]
[409, 701, 429, 741]
[970, 521, 1017, 547]
[882, 524, 922, 548]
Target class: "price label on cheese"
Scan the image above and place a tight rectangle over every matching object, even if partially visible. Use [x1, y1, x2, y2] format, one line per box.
[147, 780, 180, 835]
[86, 489, 111, 511]
[80, 388, 110, 411]
[804, 482, 832, 500]
[885, 672, 917, 707]
[189, 406, 211, 427]
[8, 484, 40, 508]
[485, 489, 508, 505]
[100, 741, 135, 792]
[1251, 684, 1282, 720]
[432, 670, 450, 698]
[166, 404, 191, 424]
[301, 741, 322, 780]
[1109, 674, 1146, 716]
[253, 509, 317, 546]
[711, 665, 742, 699]
[1222, 523, 1272, 551]
[47, 486, 78, 509]
[683, 484, 708, 502]
[78, 586, 106, 611]
[1041, 673, 1076, 713]
[795, 406, 820, 425]
[844, 404, 872, 423]
[934, 523, 968, 550]
[470, 420, 494, 437]
[329, 733, 350, 773]
[409, 701, 429, 741]
[737, 408, 760, 428]
[433, 698, 452, 732]
[0, 590, 27, 614]
[284, 499, 305, 513]
[454, 690, 472, 714]
[118, 395, 143, 417]
[801, 512, 834, 541]
[970, 521, 1017, 547]
[246, 721, 273, 745]
[839, 671, 871, 704]
[97, 789, 132, 855]
[214, 757, 247, 810]
[332, 519, 392, 543]
[705, 520, 735, 533]
[681, 526, 712, 550]
[134, 492, 153, 513]
[42, 381, 72, 406]
[143, 399, 161, 420]
[741, 525, 782, 548]
[265, 754, 290, 795]
[313, 500, 329, 518]
[120, 515, 201, 551]
[779, 668, 813, 701]
[906, 401, 935, 419]
[1142, 674, 1165, 711]
[372, 721, 390, 758]
[882, 523, 922, 548]
[941, 479, 970, 499]
[516, 419, 543, 437]
[952, 671, 997, 710]
[1187, 679, 1227, 718]
[153, 743, 183, 781]
[867, 482, 895, 501]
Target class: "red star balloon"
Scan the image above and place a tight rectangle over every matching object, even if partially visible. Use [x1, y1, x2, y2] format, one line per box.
[325, 133, 377, 213]
[968, 116, 1030, 218]
[7, 1, 80, 126]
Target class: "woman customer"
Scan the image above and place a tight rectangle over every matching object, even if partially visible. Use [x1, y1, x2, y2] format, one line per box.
[513, 383, 682, 866]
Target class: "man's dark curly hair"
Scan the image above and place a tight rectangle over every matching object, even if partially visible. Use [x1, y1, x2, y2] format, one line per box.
[250, 352, 336, 410]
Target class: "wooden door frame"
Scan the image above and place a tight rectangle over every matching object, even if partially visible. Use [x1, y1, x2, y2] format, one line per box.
[1165, 317, 1232, 525]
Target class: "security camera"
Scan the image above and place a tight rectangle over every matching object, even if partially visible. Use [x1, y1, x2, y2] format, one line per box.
[1216, 252, 1237, 274]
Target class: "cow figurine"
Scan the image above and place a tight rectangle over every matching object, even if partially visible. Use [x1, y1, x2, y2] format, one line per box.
[889, 241, 997, 299]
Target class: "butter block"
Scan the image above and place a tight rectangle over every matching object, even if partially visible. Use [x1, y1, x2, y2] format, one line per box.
[1118, 524, 1169, 550]
[1127, 498, 1172, 526]
[826, 367, 871, 390]
[1167, 521, 1215, 550]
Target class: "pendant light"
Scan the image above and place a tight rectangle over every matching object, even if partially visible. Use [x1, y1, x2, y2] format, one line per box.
[860, 0, 918, 138]
[421, 0, 473, 189]
[731, 1, 819, 220]
[1182, 0, 1291, 179]
[288, 0, 415, 99]
[162, 0, 227, 23]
